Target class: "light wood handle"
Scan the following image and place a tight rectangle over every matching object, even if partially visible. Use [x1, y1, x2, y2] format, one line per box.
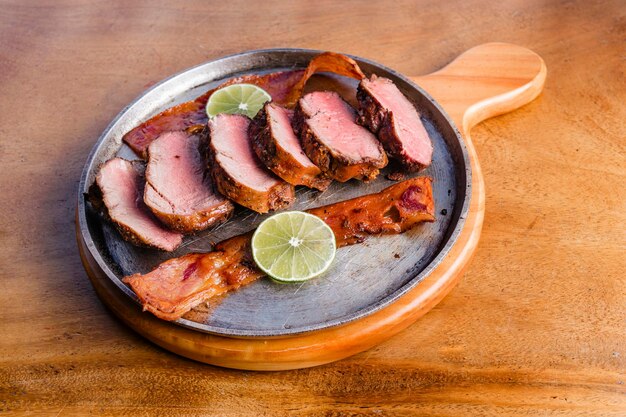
[412, 42, 546, 135]
[411, 42, 547, 274]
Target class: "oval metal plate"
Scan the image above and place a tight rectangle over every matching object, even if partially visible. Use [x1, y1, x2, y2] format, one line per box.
[77, 49, 471, 337]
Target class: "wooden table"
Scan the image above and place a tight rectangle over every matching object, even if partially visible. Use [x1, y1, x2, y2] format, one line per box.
[1, 1, 624, 415]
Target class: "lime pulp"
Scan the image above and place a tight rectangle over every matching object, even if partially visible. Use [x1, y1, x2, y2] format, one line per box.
[251, 211, 336, 283]
[206, 83, 271, 119]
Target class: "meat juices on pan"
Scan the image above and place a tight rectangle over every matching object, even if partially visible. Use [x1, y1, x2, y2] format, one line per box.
[293, 91, 387, 182]
[93, 158, 183, 251]
[207, 114, 295, 213]
[143, 131, 234, 233]
[357, 75, 433, 171]
[249, 103, 332, 191]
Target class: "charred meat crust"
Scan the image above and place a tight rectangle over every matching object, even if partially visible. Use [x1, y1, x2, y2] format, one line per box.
[377, 112, 424, 172]
[248, 106, 273, 163]
[144, 183, 234, 233]
[293, 98, 387, 182]
[110, 213, 170, 250]
[206, 134, 295, 213]
[249, 105, 331, 191]
[291, 97, 312, 135]
[356, 85, 386, 134]
[357, 79, 430, 172]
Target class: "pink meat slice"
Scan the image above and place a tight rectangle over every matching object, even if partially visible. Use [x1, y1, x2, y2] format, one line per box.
[211, 115, 278, 191]
[267, 104, 316, 168]
[294, 91, 387, 182]
[144, 131, 233, 233]
[249, 103, 331, 191]
[298, 90, 356, 120]
[96, 158, 183, 251]
[300, 92, 385, 161]
[358, 76, 433, 169]
[208, 114, 294, 213]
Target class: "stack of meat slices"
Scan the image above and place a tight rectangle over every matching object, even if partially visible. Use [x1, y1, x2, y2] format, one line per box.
[93, 158, 184, 252]
[144, 131, 234, 233]
[92, 68, 434, 252]
[92, 130, 235, 252]
[207, 114, 295, 213]
[249, 103, 331, 191]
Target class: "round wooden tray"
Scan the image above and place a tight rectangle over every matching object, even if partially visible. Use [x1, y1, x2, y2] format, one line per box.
[77, 43, 545, 370]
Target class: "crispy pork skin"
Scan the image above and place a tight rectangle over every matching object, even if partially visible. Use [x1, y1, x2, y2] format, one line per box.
[249, 103, 331, 191]
[94, 158, 183, 251]
[124, 177, 435, 321]
[207, 114, 295, 213]
[357, 75, 433, 171]
[293, 91, 387, 182]
[123, 234, 261, 321]
[144, 131, 234, 233]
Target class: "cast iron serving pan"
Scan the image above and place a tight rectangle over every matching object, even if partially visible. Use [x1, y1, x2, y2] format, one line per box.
[77, 49, 470, 337]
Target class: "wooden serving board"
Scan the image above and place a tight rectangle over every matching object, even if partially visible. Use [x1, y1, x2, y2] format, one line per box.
[77, 43, 546, 370]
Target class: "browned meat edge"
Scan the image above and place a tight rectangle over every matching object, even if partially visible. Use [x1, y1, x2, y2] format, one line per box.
[87, 161, 183, 251]
[249, 105, 332, 191]
[356, 81, 431, 172]
[205, 133, 295, 213]
[144, 129, 234, 233]
[292, 99, 387, 182]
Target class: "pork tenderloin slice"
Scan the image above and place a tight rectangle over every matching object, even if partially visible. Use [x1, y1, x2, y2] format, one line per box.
[208, 114, 295, 213]
[144, 131, 234, 233]
[357, 75, 433, 171]
[94, 158, 183, 251]
[249, 103, 331, 191]
[293, 91, 387, 182]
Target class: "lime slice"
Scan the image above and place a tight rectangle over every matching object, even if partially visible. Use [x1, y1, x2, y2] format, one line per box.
[252, 211, 336, 283]
[206, 83, 271, 119]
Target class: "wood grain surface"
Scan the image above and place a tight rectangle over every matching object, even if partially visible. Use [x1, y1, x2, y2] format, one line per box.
[1, 0, 624, 415]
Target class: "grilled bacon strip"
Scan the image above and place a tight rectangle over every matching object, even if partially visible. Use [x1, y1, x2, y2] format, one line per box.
[123, 52, 365, 158]
[123, 177, 435, 321]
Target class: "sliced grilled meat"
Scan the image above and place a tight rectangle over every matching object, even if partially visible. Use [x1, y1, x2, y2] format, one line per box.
[94, 158, 183, 251]
[249, 103, 331, 191]
[357, 75, 433, 171]
[144, 131, 234, 233]
[207, 114, 295, 213]
[293, 91, 387, 182]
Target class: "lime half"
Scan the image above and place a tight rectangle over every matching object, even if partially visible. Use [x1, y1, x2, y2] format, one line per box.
[252, 211, 336, 283]
[206, 83, 271, 119]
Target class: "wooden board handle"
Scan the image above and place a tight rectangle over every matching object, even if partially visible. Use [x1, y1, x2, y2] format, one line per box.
[412, 43, 547, 273]
[80, 43, 547, 371]
[412, 42, 546, 135]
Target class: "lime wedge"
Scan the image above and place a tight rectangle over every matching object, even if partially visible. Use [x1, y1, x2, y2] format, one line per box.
[252, 211, 336, 283]
[206, 83, 271, 119]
